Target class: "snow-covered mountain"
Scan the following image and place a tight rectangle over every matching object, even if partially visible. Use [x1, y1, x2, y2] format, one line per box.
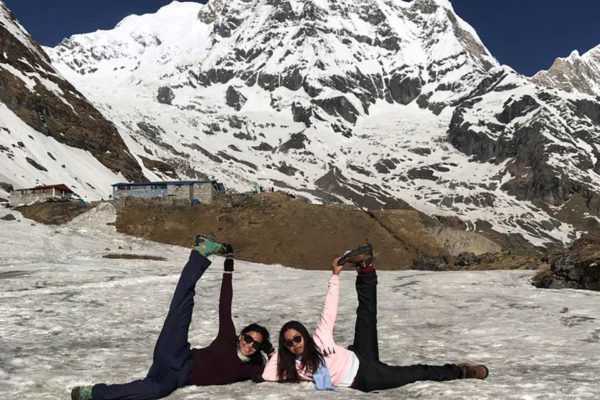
[532, 45, 600, 97]
[0, 1, 144, 200]
[28, 0, 600, 246]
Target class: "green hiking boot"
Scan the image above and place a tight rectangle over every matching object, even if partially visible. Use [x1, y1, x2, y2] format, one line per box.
[71, 385, 93, 400]
[193, 234, 227, 257]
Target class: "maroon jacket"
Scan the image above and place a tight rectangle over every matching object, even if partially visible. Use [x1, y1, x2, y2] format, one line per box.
[189, 273, 264, 385]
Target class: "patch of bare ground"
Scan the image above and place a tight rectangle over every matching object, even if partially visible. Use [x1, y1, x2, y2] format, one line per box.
[102, 253, 168, 261]
[113, 192, 535, 270]
[15, 194, 548, 271]
[17, 201, 94, 225]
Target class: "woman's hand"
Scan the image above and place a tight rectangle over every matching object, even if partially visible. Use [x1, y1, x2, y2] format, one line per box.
[331, 257, 343, 276]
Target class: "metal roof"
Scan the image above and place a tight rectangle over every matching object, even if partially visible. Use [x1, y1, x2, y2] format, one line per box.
[15, 184, 74, 193]
[111, 180, 215, 187]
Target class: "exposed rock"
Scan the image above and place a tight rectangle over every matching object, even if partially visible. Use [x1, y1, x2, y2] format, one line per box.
[388, 75, 422, 105]
[455, 252, 497, 267]
[252, 142, 274, 151]
[315, 167, 411, 210]
[312, 96, 360, 124]
[0, 182, 14, 192]
[182, 143, 223, 163]
[279, 132, 308, 152]
[275, 162, 299, 176]
[225, 86, 247, 111]
[496, 95, 540, 124]
[217, 151, 257, 170]
[427, 225, 502, 256]
[532, 235, 600, 291]
[412, 256, 449, 271]
[156, 86, 175, 105]
[0, 11, 143, 181]
[1, 213, 16, 221]
[138, 155, 178, 179]
[25, 157, 48, 172]
[374, 159, 398, 174]
[136, 122, 165, 140]
[407, 167, 436, 181]
[531, 46, 600, 97]
[409, 147, 432, 156]
[572, 99, 600, 124]
[291, 102, 313, 127]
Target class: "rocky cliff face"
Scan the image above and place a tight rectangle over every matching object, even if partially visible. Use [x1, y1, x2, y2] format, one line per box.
[447, 66, 600, 239]
[531, 45, 600, 97]
[0, 2, 144, 198]
[533, 234, 600, 291]
[34, 0, 600, 247]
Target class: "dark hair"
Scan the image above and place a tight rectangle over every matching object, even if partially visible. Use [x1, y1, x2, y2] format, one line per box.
[240, 323, 271, 365]
[277, 320, 324, 382]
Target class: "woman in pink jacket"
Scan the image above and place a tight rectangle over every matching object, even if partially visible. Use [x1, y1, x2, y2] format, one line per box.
[261, 244, 488, 392]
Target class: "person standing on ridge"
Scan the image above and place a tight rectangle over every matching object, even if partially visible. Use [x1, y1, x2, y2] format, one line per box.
[71, 235, 274, 400]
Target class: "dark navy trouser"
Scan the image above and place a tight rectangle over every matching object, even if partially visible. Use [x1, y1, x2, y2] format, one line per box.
[92, 251, 211, 400]
[350, 272, 462, 392]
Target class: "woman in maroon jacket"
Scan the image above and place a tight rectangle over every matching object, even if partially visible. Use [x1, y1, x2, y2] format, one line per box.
[71, 235, 273, 400]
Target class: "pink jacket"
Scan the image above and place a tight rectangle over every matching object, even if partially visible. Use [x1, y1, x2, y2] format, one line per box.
[262, 275, 354, 384]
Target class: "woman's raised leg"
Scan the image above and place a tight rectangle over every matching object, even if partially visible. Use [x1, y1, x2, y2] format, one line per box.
[350, 269, 379, 362]
[91, 250, 212, 400]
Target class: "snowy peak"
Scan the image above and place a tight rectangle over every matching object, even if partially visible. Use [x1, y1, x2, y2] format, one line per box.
[531, 44, 600, 97]
[42, 0, 600, 246]
[49, 0, 497, 119]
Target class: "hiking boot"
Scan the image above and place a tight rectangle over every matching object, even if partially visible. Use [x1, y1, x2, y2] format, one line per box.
[338, 244, 373, 266]
[71, 385, 93, 400]
[458, 363, 489, 380]
[193, 234, 227, 257]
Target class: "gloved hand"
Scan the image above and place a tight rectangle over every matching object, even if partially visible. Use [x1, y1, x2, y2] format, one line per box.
[261, 340, 274, 356]
[251, 375, 265, 383]
[223, 244, 234, 272]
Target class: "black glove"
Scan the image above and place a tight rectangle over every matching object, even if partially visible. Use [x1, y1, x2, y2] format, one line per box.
[223, 243, 234, 257]
[251, 375, 265, 383]
[224, 243, 234, 272]
[261, 340, 274, 356]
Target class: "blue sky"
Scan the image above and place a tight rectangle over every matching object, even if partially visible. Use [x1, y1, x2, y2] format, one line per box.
[4, 0, 600, 76]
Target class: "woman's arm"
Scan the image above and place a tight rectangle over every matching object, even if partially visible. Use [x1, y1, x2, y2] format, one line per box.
[261, 350, 279, 381]
[313, 258, 343, 345]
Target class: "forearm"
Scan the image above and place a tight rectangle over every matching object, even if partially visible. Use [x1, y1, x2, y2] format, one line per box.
[315, 275, 340, 338]
[261, 352, 279, 381]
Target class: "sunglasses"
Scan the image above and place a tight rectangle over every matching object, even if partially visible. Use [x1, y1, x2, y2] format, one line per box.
[242, 334, 262, 350]
[284, 335, 303, 348]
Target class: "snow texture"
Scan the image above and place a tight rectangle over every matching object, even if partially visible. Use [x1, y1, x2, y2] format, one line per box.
[1, 205, 599, 399]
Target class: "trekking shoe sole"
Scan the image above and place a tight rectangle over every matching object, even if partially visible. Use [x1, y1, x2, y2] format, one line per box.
[338, 244, 373, 265]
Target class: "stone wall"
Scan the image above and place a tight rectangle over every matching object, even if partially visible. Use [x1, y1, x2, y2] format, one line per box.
[192, 182, 217, 203]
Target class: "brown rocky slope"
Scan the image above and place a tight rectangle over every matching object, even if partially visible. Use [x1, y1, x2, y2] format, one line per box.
[0, 4, 144, 181]
[113, 192, 538, 270]
[18, 193, 542, 270]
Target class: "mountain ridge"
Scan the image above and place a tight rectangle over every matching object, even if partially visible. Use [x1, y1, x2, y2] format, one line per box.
[2, 0, 599, 248]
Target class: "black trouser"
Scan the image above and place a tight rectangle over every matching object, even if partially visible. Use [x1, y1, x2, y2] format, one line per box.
[92, 251, 210, 400]
[350, 273, 461, 392]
